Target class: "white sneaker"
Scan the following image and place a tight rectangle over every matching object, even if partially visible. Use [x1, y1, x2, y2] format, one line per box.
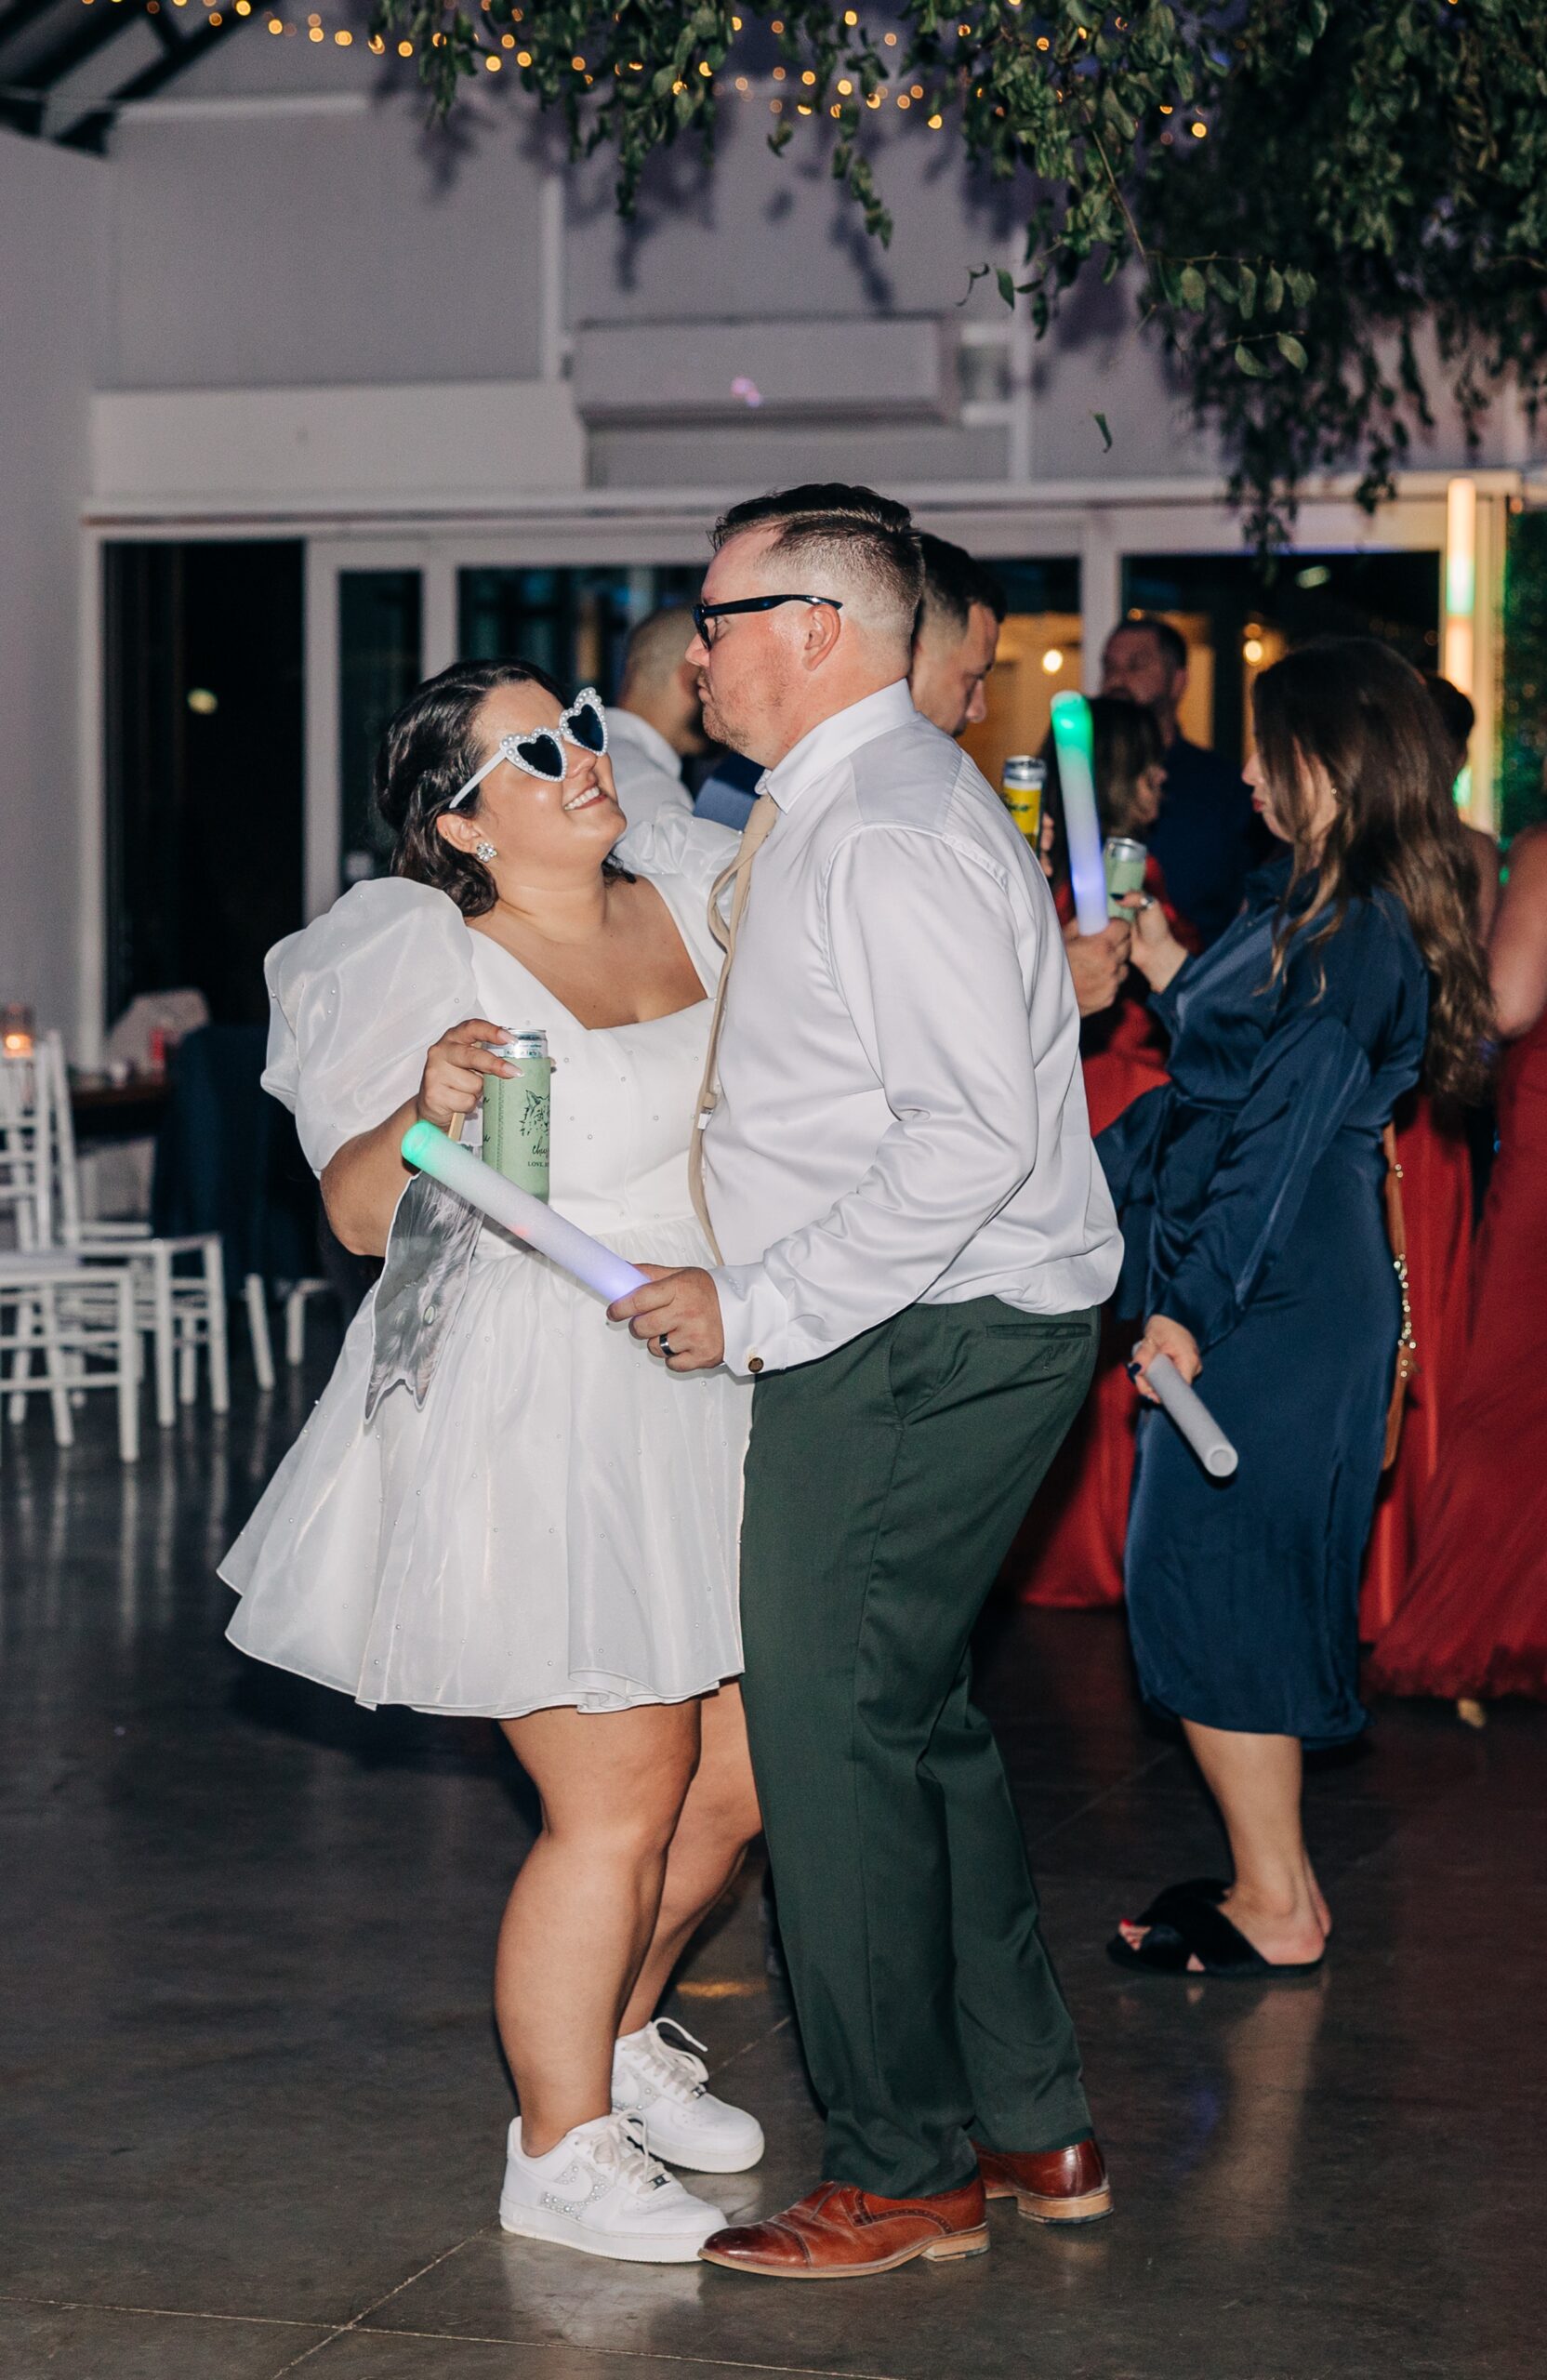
[498, 2111, 721, 2264]
[612, 2018, 765, 2174]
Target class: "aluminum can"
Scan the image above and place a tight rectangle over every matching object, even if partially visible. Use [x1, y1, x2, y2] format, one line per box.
[482, 1028, 552, 1202]
[1000, 755, 1045, 843]
[1104, 834, 1149, 919]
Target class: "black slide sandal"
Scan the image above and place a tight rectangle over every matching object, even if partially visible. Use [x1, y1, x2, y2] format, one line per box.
[1106, 1880, 1324, 1977]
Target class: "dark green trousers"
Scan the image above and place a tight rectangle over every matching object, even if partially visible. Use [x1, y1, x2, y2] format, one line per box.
[739, 1297, 1100, 2201]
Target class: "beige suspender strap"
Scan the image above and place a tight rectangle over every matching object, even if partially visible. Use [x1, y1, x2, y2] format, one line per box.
[689, 794, 778, 1261]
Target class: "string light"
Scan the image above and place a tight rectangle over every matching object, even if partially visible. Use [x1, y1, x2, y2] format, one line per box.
[485, 51, 499, 68]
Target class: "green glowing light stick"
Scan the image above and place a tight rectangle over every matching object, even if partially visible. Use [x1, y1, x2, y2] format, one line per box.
[1049, 690, 1109, 937]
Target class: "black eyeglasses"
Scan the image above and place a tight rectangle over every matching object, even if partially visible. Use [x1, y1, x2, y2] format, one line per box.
[692, 593, 844, 643]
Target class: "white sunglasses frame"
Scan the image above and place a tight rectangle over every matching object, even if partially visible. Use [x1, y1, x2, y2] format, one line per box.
[446, 687, 608, 811]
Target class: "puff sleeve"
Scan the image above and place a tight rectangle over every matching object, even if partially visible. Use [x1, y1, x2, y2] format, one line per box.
[263, 879, 482, 1176]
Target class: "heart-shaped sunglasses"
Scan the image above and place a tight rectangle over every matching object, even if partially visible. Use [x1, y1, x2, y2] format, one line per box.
[446, 687, 608, 811]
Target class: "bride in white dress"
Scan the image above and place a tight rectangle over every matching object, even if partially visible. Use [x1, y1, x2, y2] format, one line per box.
[223, 660, 763, 2264]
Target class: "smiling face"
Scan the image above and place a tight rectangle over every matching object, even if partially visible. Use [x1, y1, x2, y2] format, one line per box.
[435, 680, 625, 889]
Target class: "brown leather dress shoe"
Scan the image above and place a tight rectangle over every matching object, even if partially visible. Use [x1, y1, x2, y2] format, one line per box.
[699, 2176, 989, 2279]
[974, 2138, 1113, 2225]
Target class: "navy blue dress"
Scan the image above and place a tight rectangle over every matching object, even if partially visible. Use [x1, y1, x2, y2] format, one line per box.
[1097, 859, 1427, 1744]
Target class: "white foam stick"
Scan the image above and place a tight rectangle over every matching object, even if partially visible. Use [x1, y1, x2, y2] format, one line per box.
[1144, 1353, 1239, 1477]
[402, 1120, 647, 1303]
[1049, 690, 1109, 938]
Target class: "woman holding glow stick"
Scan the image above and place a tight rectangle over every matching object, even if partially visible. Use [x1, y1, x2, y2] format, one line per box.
[1097, 639, 1491, 1977]
[223, 661, 765, 2263]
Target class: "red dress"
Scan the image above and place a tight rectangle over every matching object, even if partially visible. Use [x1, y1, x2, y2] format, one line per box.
[1356, 1090, 1474, 1639]
[1368, 1011, 1547, 1699]
[1010, 860, 1197, 1608]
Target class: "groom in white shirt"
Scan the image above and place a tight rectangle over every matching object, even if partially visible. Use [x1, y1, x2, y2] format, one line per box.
[613, 484, 1123, 2281]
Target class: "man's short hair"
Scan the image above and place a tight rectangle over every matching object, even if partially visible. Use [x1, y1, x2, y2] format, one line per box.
[1112, 614, 1188, 678]
[917, 534, 1007, 636]
[619, 603, 694, 698]
[710, 483, 923, 641]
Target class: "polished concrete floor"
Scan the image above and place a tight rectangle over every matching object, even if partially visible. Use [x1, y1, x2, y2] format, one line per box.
[1, 1332, 1540, 2380]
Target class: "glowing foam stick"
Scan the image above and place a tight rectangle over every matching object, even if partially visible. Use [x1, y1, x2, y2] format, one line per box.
[1144, 1353, 1239, 1478]
[402, 1120, 648, 1303]
[1049, 690, 1108, 938]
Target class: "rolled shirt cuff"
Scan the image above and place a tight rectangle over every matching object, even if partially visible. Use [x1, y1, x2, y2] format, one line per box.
[709, 1263, 793, 1380]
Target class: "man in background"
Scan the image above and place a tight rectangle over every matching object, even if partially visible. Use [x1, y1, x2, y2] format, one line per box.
[1101, 614, 1256, 944]
[910, 532, 1005, 738]
[605, 605, 704, 826]
[915, 534, 1129, 1020]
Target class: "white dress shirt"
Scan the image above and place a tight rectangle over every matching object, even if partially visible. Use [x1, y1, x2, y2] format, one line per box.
[703, 680, 1123, 1378]
[605, 707, 694, 828]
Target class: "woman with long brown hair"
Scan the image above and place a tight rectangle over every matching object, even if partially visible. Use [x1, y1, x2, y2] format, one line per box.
[1098, 637, 1490, 1976]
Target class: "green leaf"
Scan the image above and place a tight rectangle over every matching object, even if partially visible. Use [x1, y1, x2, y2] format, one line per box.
[997, 267, 1016, 307]
[1276, 333, 1308, 369]
[1179, 265, 1208, 311]
[1235, 342, 1269, 377]
[1092, 410, 1114, 451]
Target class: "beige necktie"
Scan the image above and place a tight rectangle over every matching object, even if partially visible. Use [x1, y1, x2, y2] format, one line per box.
[689, 793, 779, 1261]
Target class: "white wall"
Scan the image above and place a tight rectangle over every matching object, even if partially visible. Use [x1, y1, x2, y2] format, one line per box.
[0, 129, 106, 1046]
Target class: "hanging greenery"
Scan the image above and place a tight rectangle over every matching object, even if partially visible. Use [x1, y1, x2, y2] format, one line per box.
[371, 2, 1547, 545]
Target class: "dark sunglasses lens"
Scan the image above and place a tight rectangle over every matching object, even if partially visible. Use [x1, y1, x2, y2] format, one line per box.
[568, 698, 605, 753]
[515, 733, 565, 778]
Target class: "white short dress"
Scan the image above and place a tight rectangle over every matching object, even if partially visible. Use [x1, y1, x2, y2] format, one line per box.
[222, 815, 750, 1719]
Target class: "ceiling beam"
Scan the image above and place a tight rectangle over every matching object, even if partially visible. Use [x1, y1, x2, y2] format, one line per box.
[56, 9, 240, 149]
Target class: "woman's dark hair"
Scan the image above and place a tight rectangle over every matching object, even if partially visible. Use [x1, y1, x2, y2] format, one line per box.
[1038, 692, 1166, 882]
[375, 658, 628, 918]
[1252, 636, 1493, 1103]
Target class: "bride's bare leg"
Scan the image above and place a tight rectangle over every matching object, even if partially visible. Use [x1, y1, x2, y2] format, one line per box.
[620, 1684, 762, 2033]
[496, 1699, 700, 2156]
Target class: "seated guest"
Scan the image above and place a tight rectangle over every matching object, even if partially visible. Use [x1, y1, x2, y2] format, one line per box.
[1007, 695, 1200, 1609]
[911, 531, 1129, 1021]
[605, 606, 703, 826]
[1102, 615, 1259, 945]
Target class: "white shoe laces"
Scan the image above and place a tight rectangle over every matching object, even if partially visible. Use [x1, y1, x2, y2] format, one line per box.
[588, 2110, 672, 2194]
[627, 2019, 710, 2104]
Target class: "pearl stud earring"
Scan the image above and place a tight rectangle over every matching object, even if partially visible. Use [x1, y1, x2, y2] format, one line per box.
[474, 840, 497, 863]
